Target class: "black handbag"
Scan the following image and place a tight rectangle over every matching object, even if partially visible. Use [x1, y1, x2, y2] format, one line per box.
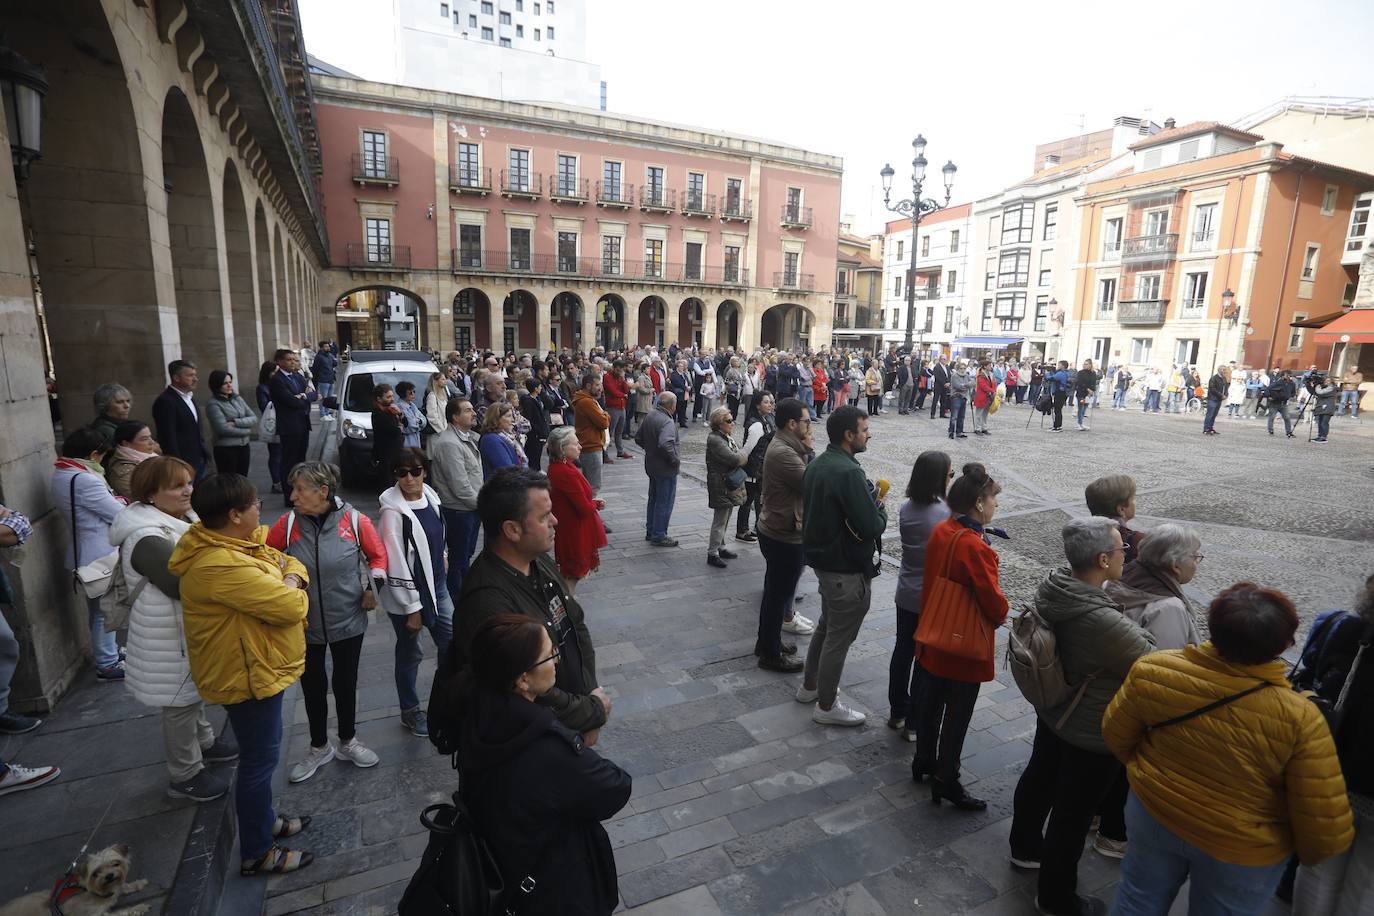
[398, 792, 510, 916]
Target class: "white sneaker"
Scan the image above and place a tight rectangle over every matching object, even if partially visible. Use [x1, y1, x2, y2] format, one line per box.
[782, 614, 815, 635]
[288, 744, 336, 783]
[794, 684, 819, 704]
[812, 700, 866, 726]
[336, 738, 379, 769]
[0, 762, 60, 797]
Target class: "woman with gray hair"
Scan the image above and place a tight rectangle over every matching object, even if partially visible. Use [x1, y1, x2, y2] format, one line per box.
[704, 406, 747, 569]
[545, 426, 606, 594]
[266, 461, 388, 783]
[90, 382, 132, 443]
[1105, 523, 1203, 651]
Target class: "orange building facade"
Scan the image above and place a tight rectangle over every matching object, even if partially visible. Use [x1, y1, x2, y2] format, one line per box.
[1064, 123, 1372, 374]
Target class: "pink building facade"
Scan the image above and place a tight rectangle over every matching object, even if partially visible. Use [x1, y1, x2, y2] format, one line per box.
[313, 75, 844, 353]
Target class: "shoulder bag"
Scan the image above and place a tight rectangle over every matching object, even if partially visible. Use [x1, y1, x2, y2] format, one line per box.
[70, 475, 118, 599]
[914, 529, 995, 661]
[1145, 681, 1270, 733]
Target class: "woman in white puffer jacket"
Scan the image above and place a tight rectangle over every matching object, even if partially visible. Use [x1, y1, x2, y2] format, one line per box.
[110, 456, 238, 803]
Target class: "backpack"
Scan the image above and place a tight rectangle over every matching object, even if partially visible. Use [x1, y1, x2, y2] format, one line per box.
[1034, 390, 1054, 415]
[1266, 378, 1289, 402]
[1005, 605, 1097, 729]
[1290, 609, 1361, 692]
[397, 792, 508, 916]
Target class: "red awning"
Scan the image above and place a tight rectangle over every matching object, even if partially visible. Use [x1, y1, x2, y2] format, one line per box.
[1314, 308, 1374, 344]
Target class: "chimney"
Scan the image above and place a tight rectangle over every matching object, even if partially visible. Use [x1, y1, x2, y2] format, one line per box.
[1164, 117, 1176, 129]
[1043, 153, 1061, 169]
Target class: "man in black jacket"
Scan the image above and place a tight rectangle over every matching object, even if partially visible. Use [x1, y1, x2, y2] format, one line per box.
[151, 359, 210, 480]
[930, 357, 951, 419]
[269, 348, 317, 500]
[1266, 369, 1297, 438]
[1202, 366, 1228, 436]
[450, 467, 610, 736]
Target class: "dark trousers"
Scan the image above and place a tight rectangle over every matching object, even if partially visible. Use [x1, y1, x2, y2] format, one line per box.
[1316, 413, 1331, 439]
[280, 432, 309, 487]
[930, 389, 948, 418]
[692, 378, 706, 418]
[1028, 382, 1043, 407]
[736, 479, 762, 534]
[1009, 718, 1124, 912]
[1052, 391, 1068, 429]
[266, 441, 283, 487]
[1095, 770, 1129, 843]
[525, 434, 546, 471]
[441, 507, 482, 599]
[887, 607, 927, 720]
[727, 393, 741, 420]
[1202, 397, 1222, 432]
[224, 691, 285, 860]
[755, 533, 805, 657]
[301, 634, 364, 748]
[912, 673, 978, 782]
[213, 444, 251, 476]
[867, 394, 881, 415]
[914, 387, 928, 410]
[674, 394, 688, 427]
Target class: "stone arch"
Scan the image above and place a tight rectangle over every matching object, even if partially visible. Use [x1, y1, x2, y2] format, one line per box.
[162, 86, 227, 374]
[554, 292, 584, 352]
[637, 296, 667, 348]
[595, 294, 627, 351]
[679, 297, 705, 349]
[253, 201, 276, 359]
[453, 288, 490, 350]
[760, 302, 816, 351]
[11, 0, 170, 421]
[272, 226, 288, 348]
[333, 285, 428, 351]
[503, 289, 538, 352]
[222, 161, 258, 385]
[716, 300, 742, 350]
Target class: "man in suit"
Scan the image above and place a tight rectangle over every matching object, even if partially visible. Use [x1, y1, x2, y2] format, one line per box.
[151, 359, 210, 480]
[930, 356, 952, 419]
[269, 348, 317, 502]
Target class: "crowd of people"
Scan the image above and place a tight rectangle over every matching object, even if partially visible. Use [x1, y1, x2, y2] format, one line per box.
[0, 336, 1368, 915]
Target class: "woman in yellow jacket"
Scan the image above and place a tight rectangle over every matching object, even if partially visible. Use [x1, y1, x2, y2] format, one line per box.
[169, 473, 315, 877]
[1103, 583, 1353, 915]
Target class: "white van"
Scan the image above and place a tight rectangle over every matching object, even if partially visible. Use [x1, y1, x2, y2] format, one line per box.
[321, 350, 438, 487]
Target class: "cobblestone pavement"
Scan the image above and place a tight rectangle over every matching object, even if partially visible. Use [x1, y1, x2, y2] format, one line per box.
[3, 405, 1366, 915]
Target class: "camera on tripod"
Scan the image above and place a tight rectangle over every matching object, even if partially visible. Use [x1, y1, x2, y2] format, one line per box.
[1304, 370, 1328, 395]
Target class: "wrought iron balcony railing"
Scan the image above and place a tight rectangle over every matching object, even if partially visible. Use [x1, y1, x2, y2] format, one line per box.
[500, 170, 543, 198]
[1103, 240, 1123, 259]
[449, 249, 749, 286]
[347, 243, 411, 270]
[720, 198, 753, 221]
[551, 177, 590, 203]
[639, 187, 676, 211]
[781, 204, 813, 229]
[351, 155, 399, 186]
[1122, 233, 1179, 261]
[774, 271, 816, 291]
[596, 181, 634, 207]
[449, 165, 492, 194]
[681, 191, 716, 218]
[1192, 228, 1215, 250]
[1116, 299, 1169, 326]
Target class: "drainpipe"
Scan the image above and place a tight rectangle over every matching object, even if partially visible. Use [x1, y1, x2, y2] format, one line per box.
[1263, 163, 1317, 369]
[1208, 174, 1247, 374]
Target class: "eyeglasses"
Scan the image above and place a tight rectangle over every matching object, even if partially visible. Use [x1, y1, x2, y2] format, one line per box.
[1102, 546, 1128, 556]
[528, 645, 561, 670]
[1191, 554, 1205, 562]
[947, 471, 956, 479]
[393, 466, 425, 479]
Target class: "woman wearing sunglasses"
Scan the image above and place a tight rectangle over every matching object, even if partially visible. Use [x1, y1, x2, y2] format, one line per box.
[379, 447, 451, 739]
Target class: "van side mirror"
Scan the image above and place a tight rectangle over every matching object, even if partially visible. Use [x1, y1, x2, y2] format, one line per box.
[322, 396, 339, 410]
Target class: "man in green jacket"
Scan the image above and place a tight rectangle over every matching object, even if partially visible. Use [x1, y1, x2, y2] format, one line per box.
[449, 467, 611, 738]
[797, 405, 887, 726]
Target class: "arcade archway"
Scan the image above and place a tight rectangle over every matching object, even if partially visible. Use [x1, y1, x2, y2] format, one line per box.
[760, 302, 814, 351]
[679, 297, 705, 349]
[334, 286, 427, 351]
[596, 294, 626, 350]
[716, 300, 741, 350]
[638, 296, 667, 348]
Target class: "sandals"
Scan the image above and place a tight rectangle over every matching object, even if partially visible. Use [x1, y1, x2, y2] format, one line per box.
[273, 814, 312, 839]
[241, 844, 313, 876]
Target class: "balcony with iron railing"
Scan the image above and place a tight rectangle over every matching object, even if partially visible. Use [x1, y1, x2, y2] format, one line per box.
[1103, 239, 1123, 260]
[596, 181, 634, 208]
[450, 249, 748, 286]
[1181, 298, 1207, 317]
[346, 242, 411, 270]
[720, 198, 753, 222]
[449, 165, 492, 194]
[774, 271, 816, 291]
[1116, 299, 1169, 326]
[500, 170, 543, 199]
[1123, 233, 1179, 262]
[1191, 228, 1215, 251]
[681, 191, 717, 218]
[833, 312, 852, 329]
[913, 287, 942, 300]
[551, 177, 590, 204]
[781, 204, 813, 229]
[352, 154, 399, 187]
[639, 187, 676, 212]
[1095, 302, 1116, 321]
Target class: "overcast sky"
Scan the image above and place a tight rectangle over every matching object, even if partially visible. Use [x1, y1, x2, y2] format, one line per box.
[300, 0, 1374, 234]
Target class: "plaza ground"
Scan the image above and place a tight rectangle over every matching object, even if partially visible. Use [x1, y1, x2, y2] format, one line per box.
[1, 402, 1369, 914]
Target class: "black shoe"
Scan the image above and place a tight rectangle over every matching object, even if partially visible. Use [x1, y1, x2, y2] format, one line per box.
[780, 641, 797, 655]
[948, 433, 955, 440]
[0, 713, 42, 735]
[735, 531, 757, 542]
[718, 548, 738, 560]
[957, 433, 969, 438]
[707, 555, 728, 568]
[910, 757, 934, 784]
[930, 777, 987, 811]
[757, 654, 804, 673]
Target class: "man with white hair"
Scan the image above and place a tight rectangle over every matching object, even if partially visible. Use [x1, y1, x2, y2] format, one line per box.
[635, 391, 680, 546]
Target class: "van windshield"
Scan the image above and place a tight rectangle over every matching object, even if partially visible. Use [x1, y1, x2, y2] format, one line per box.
[342, 372, 435, 413]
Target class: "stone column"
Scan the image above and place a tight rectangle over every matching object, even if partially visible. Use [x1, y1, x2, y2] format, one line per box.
[580, 294, 596, 353]
[536, 294, 552, 353]
[623, 293, 640, 350]
[488, 292, 504, 353]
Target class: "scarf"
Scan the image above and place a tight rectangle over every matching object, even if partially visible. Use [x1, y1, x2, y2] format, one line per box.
[1118, 560, 1189, 607]
[500, 430, 528, 467]
[54, 457, 104, 478]
[115, 445, 157, 466]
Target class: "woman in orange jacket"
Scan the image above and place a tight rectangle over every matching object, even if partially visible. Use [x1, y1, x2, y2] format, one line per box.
[913, 463, 1009, 810]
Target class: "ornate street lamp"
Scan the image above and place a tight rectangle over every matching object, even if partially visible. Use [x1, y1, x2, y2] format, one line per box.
[0, 44, 47, 184]
[880, 135, 956, 355]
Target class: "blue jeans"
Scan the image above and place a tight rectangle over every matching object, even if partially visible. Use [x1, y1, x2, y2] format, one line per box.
[389, 581, 454, 712]
[1202, 398, 1222, 432]
[646, 474, 677, 541]
[1165, 390, 1182, 413]
[87, 595, 120, 669]
[317, 381, 334, 417]
[947, 396, 966, 435]
[1316, 414, 1331, 439]
[0, 609, 17, 716]
[1339, 389, 1360, 415]
[1145, 390, 1161, 412]
[224, 690, 285, 860]
[1076, 400, 1090, 426]
[1113, 791, 1287, 916]
[1113, 389, 1127, 409]
[798, 387, 817, 419]
[440, 507, 481, 599]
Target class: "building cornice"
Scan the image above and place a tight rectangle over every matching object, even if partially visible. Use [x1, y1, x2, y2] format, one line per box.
[311, 75, 844, 176]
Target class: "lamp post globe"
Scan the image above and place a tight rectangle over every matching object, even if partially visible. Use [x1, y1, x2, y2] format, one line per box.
[879, 163, 895, 196]
[912, 135, 927, 159]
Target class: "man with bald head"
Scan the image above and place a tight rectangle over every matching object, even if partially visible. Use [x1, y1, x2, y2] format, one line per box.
[635, 391, 680, 546]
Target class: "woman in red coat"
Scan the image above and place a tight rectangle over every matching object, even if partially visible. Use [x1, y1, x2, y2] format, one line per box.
[971, 361, 997, 435]
[811, 360, 829, 417]
[544, 426, 607, 594]
[913, 462, 1009, 810]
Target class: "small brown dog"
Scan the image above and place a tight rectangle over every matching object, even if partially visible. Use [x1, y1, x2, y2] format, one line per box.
[0, 844, 149, 916]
